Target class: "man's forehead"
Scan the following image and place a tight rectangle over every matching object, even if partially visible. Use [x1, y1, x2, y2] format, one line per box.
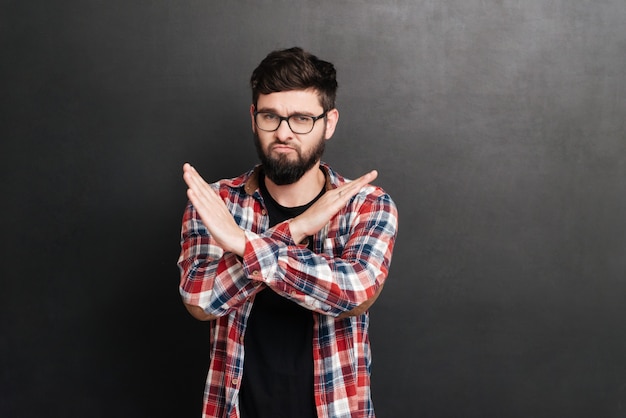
[256, 89, 323, 110]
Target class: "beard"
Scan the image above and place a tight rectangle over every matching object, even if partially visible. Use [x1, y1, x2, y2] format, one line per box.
[253, 131, 326, 185]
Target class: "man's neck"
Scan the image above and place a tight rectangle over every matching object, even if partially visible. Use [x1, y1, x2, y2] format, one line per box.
[264, 163, 326, 208]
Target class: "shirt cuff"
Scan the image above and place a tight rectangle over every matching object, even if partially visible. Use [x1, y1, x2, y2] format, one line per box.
[241, 221, 294, 282]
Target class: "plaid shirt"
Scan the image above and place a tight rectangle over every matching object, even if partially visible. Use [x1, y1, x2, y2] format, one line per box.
[178, 162, 398, 418]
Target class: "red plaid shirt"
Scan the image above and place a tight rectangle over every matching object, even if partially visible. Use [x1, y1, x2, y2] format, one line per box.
[178, 162, 398, 418]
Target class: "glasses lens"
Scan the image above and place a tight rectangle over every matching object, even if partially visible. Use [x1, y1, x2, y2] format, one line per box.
[256, 113, 280, 131]
[287, 115, 314, 134]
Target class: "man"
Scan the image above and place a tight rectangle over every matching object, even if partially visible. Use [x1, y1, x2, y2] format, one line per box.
[178, 47, 398, 418]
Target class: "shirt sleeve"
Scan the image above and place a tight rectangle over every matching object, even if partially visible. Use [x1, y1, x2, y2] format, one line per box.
[177, 202, 263, 318]
[240, 187, 399, 317]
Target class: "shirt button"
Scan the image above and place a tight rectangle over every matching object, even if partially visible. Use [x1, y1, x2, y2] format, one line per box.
[232, 378, 239, 386]
[252, 270, 260, 276]
[261, 209, 267, 216]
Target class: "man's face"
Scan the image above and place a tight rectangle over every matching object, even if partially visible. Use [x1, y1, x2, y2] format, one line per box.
[251, 89, 338, 185]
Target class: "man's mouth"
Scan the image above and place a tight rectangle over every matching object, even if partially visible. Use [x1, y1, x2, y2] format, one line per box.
[271, 144, 296, 153]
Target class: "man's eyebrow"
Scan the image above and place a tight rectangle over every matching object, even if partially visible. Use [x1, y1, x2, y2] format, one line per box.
[255, 107, 278, 113]
[255, 107, 318, 116]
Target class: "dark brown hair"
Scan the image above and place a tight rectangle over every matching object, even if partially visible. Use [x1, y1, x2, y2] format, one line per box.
[250, 47, 338, 111]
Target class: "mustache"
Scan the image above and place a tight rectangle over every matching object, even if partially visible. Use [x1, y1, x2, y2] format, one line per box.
[270, 139, 299, 151]
[272, 138, 294, 145]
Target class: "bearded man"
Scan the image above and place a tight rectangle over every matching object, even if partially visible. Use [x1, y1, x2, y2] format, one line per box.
[178, 47, 398, 418]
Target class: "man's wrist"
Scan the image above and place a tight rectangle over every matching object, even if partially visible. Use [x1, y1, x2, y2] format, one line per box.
[227, 229, 247, 257]
[288, 218, 307, 244]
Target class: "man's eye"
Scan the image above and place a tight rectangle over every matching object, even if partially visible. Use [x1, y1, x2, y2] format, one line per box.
[261, 113, 278, 121]
[292, 116, 311, 123]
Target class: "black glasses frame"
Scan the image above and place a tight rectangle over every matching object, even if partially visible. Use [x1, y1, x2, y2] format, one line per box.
[253, 111, 327, 134]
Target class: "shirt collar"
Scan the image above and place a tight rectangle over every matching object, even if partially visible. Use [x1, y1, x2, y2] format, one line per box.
[243, 162, 337, 196]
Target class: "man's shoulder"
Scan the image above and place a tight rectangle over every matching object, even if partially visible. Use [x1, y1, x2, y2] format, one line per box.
[212, 165, 261, 195]
[321, 162, 393, 201]
[320, 161, 346, 186]
[211, 165, 256, 184]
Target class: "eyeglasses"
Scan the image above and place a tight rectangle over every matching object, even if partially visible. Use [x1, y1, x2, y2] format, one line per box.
[254, 111, 327, 134]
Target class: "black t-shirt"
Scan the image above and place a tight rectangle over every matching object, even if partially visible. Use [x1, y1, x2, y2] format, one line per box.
[239, 174, 324, 418]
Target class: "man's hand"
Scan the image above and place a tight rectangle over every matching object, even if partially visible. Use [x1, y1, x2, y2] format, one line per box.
[183, 163, 246, 256]
[336, 283, 384, 319]
[289, 170, 378, 244]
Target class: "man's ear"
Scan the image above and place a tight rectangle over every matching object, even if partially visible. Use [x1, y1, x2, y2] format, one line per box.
[324, 108, 339, 140]
[250, 104, 257, 133]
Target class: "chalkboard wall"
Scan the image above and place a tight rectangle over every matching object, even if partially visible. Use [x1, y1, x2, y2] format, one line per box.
[2, 1, 625, 417]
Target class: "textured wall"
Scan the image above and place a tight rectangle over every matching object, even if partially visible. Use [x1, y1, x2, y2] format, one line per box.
[2, 1, 625, 416]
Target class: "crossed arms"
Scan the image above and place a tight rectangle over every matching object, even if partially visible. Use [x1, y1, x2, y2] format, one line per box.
[178, 163, 398, 321]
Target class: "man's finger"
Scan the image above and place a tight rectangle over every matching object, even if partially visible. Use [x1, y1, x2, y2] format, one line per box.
[183, 164, 212, 194]
[336, 170, 378, 200]
[355, 169, 378, 186]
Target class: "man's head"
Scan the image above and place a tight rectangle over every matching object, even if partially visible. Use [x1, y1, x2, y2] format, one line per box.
[250, 47, 338, 113]
[250, 48, 339, 185]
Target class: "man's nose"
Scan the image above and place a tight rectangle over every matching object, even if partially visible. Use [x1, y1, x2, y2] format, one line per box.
[274, 118, 294, 138]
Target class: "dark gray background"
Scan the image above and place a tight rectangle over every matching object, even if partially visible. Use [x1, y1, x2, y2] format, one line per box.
[2, 1, 625, 417]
